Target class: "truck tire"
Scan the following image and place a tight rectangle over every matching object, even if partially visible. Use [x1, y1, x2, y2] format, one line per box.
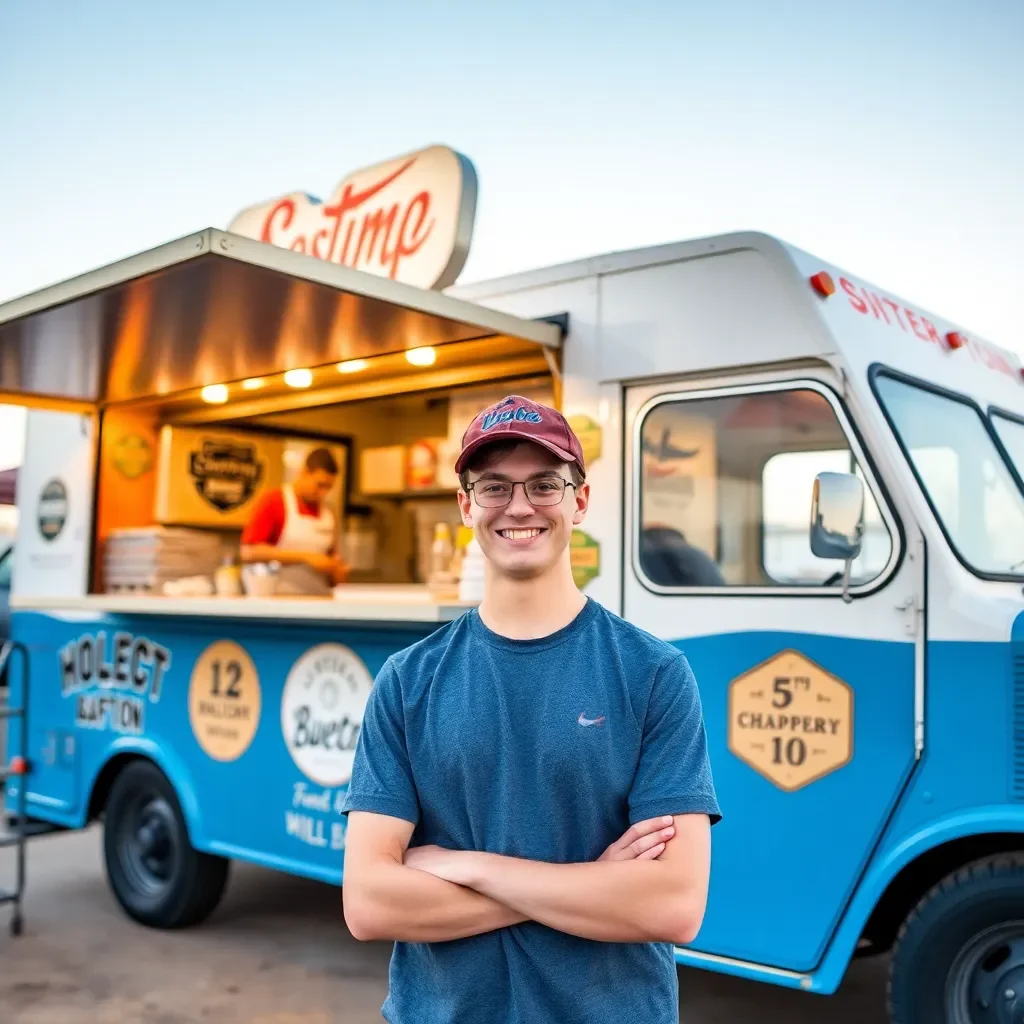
[102, 759, 229, 929]
[888, 853, 1024, 1024]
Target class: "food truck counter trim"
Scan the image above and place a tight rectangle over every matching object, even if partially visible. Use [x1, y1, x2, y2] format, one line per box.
[12, 588, 472, 624]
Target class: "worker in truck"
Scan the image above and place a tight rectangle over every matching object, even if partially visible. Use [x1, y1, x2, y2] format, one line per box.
[640, 524, 726, 587]
[239, 447, 348, 595]
[341, 395, 720, 1024]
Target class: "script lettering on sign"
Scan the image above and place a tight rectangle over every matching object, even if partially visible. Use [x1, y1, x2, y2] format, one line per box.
[281, 643, 375, 788]
[227, 145, 477, 291]
[728, 649, 853, 792]
[189, 440, 264, 513]
[59, 631, 171, 736]
[837, 275, 1022, 384]
[284, 780, 348, 852]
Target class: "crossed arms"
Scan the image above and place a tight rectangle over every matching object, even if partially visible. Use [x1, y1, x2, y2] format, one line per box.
[342, 811, 711, 946]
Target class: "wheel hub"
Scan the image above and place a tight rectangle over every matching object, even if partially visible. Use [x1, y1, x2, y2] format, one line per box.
[137, 813, 170, 859]
[118, 796, 177, 894]
[950, 923, 1024, 1023]
[987, 966, 1024, 1024]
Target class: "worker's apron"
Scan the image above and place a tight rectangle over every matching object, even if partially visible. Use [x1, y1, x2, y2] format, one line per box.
[274, 484, 337, 596]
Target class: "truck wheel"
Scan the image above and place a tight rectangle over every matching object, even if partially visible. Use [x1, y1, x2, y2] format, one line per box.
[888, 854, 1024, 1024]
[102, 760, 229, 929]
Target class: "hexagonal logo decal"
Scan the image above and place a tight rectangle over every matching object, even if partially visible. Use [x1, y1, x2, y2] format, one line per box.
[728, 649, 854, 792]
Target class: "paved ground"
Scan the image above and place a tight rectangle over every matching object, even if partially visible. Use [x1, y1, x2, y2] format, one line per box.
[0, 827, 890, 1023]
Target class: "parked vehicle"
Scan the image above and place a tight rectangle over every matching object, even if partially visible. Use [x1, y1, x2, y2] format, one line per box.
[2, 223, 1024, 1024]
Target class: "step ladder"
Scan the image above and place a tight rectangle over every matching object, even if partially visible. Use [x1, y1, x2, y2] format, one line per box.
[0, 639, 29, 937]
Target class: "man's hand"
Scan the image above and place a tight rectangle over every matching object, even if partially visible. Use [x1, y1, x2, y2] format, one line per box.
[305, 552, 336, 574]
[597, 816, 676, 862]
[403, 844, 469, 884]
[403, 816, 677, 882]
[306, 552, 349, 584]
[328, 559, 350, 585]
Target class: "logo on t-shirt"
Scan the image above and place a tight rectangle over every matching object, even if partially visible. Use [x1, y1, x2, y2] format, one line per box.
[281, 643, 374, 786]
[577, 712, 606, 727]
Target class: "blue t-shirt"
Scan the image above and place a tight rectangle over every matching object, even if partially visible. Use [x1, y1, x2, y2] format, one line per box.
[342, 597, 721, 1024]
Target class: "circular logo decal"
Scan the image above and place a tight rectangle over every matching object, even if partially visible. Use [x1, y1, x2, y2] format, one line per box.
[281, 643, 374, 786]
[112, 434, 154, 479]
[37, 478, 68, 542]
[189, 640, 262, 762]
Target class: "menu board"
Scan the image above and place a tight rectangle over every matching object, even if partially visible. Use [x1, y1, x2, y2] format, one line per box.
[155, 427, 348, 532]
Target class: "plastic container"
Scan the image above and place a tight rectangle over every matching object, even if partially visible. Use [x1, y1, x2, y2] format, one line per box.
[458, 537, 485, 602]
[431, 523, 454, 579]
[241, 562, 280, 597]
[214, 555, 242, 596]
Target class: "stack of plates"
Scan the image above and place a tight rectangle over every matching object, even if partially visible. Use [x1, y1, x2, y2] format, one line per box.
[102, 526, 224, 594]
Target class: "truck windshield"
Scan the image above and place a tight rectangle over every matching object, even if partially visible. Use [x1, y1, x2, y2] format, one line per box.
[875, 374, 1024, 579]
[991, 412, 1024, 486]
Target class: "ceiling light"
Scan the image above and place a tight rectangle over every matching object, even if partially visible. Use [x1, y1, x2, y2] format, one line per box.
[201, 384, 228, 404]
[284, 368, 313, 388]
[241, 377, 266, 390]
[405, 346, 436, 367]
[337, 359, 369, 374]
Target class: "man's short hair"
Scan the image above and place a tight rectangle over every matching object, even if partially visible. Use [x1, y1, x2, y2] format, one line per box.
[305, 447, 339, 475]
[458, 439, 584, 492]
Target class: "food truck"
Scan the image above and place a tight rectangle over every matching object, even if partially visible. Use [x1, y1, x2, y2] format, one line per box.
[3, 143, 1024, 1023]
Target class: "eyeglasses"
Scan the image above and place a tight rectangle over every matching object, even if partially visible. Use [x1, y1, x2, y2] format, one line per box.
[466, 477, 576, 508]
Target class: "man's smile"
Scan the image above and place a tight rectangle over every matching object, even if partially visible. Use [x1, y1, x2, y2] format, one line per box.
[497, 527, 548, 543]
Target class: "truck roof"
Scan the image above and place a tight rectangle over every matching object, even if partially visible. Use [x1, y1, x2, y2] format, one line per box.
[448, 230, 1024, 417]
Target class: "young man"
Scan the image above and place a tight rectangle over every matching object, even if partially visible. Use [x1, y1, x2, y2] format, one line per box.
[342, 395, 721, 1023]
[240, 446, 348, 595]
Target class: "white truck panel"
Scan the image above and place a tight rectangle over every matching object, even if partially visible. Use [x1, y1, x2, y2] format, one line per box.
[596, 246, 831, 382]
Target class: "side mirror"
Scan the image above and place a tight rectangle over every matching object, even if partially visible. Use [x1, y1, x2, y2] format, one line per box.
[810, 471, 864, 563]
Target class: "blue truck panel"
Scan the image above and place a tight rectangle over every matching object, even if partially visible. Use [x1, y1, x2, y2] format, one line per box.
[5, 611, 1023, 998]
[667, 631, 915, 974]
[5, 610, 439, 884]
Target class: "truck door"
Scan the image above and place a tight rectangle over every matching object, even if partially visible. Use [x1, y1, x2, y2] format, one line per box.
[624, 373, 921, 974]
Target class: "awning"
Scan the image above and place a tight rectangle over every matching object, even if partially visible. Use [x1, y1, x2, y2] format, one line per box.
[0, 229, 562, 413]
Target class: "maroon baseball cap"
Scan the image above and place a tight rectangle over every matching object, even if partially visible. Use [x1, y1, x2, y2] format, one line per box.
[454, 395, 586, 478]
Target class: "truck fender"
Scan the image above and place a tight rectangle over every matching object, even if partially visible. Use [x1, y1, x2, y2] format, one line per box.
[84, 736, 209, 849]
[816, 805, 1024, 991]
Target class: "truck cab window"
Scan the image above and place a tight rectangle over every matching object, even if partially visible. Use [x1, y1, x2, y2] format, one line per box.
[876, 375, 1024, 577]
[991, 412, 1024, 489]
[637, 386, 892, 588]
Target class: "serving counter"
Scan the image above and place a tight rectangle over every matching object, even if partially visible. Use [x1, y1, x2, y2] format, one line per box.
[12, 585, 474, 625]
